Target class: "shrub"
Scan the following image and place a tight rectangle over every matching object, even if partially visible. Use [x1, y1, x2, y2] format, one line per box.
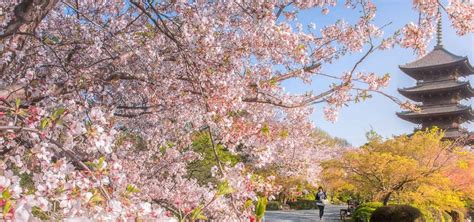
[287, 199, 316, 210]
[370, 205, 422, 222]
[352, 202, 383, 222]
[415, 205, 439, 222]
[331, 187, 360, 204]
[266, 201, 282, 211]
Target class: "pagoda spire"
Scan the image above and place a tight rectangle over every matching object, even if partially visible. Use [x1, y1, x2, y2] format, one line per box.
[435, 7, 443, 49]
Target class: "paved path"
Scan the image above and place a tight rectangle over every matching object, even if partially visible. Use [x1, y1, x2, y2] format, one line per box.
[264, 205, 346, 222]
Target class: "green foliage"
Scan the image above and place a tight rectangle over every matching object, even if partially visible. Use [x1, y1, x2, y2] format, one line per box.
[287, 199, 316, 210]
[40, 107, 66, 129]
[217, 180, 234, 196]
[19, 172, 35, 194]
[352, 202, 383, 222]
[189, 206, 207, 220]
[301, 191, 316, 201]
[313, 127, 351, 147]
[415, 205, 439, 222]
[244, 199, 253, 210]
[266, 201, 282, 211]
[3, 200, 11, 216]
[404, 184, 465, 215]
[88, 190, 105, 205]
[1, 189, 13, 218]
[126, 184, 140, 193]
[370, 205, 422, 222]
[330, 187, 362, 204]
[260, 123, 270, 136]
[31, 206, 51, 220]
[354, 90, 373, 103]
[2, 189, 11, 199]
[43, 35, 61, 45]
[255, 197, 267, 220]
[414, 206, 465, 222]
[186, 132, 240, 185]
[15, 98, 21, 109]
[85, 156, 106, 170]
[115, 132, 147, 151]
[365, 129, 382, 142]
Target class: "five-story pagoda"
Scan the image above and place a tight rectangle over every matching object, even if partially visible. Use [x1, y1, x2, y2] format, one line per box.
[397, 15, 474, 142]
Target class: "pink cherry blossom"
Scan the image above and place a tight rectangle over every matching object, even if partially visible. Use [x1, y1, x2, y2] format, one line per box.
[0, 0, 471, 220]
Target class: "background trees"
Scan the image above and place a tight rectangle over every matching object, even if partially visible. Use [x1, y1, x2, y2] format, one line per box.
[322, 128, 473, 220]
[1, 0, 472, 220]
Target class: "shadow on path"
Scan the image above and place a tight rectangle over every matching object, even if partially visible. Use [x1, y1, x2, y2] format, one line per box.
[264, 205, 346, 222]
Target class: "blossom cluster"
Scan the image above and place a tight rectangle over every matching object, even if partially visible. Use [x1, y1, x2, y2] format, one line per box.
[0, 0, 471, 220]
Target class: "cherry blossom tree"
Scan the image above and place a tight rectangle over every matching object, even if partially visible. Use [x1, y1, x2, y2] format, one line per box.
[0, 0, 472, 220]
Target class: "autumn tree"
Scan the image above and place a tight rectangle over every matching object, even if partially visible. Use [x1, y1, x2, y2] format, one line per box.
[322, 128, 462, 206]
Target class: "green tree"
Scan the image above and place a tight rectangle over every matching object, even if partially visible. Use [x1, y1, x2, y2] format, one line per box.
[186, 132, 240, 185]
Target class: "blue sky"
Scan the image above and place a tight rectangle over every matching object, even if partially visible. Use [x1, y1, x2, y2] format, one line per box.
[282, 1, 474, 146]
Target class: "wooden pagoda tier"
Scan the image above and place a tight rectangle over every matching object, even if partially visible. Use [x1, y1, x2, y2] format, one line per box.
[399, 47, 474, 80]
[397, 104, 473, 124]
[397, 45, 474, 142]
[398, 80, 474, 102]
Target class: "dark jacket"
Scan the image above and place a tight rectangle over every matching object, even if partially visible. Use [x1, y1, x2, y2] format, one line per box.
[316, 191, 327, 202]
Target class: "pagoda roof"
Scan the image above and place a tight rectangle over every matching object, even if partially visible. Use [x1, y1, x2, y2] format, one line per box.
[443, 129, 474, 142]
[398, 81, 474, 101]
[443, 130, 466, 141]
[399, 47, 474, 77]
[397, 104, 473, 124]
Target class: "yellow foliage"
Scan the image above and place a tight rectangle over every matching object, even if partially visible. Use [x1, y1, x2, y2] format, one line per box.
[321, 128, 468, 213]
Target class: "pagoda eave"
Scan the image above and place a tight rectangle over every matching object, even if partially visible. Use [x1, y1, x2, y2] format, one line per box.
[397, 105, 473, 123]
[398, 82, 474, 101]
[399, 47, 474, 79]
[443, 130, 474, 145]
[399, 60, 473, 79]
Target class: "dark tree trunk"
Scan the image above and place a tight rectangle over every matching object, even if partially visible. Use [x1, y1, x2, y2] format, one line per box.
[1, 0, 59, 39]
[1, 0, 60, 75]
[382, 192, 392, 206]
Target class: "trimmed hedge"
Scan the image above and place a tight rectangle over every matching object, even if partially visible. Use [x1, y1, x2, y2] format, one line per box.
[287, 199, 316, 210]
[266, 201, 282, 211]
[352, 202, 383, 222]
[370, 205, 422, 222]
[416, 205, 463, 222]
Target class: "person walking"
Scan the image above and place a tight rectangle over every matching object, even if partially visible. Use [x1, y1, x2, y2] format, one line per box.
[315, 186, 327, 220]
